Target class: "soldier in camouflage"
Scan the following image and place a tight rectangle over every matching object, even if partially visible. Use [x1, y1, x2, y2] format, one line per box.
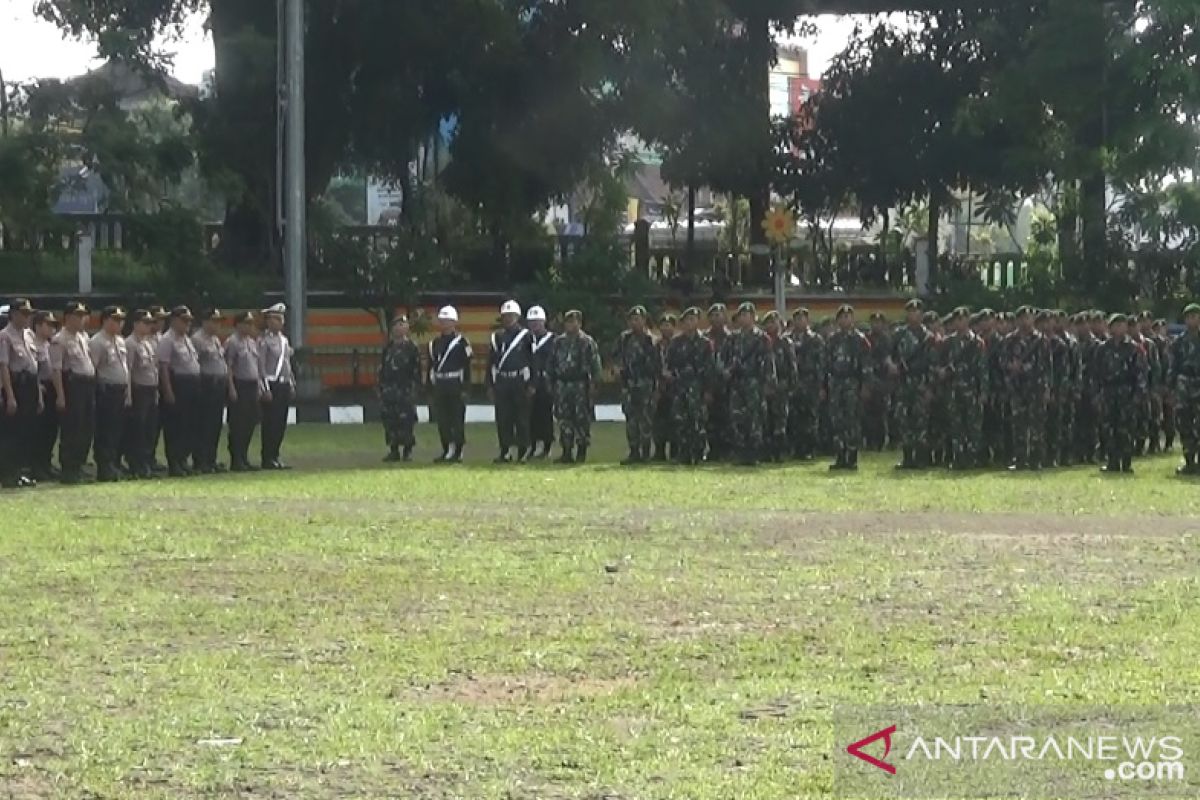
[944, 307, 988, 469]
[723, 302, 776, 466]
[665, 307, 712, 465]
[1040, 310, 1069, 468]
[703, 304, 732, 462]
[1154, 318, 1176, 452]
[787, 308, 825, 460]
[926, 311, 950, 466]
[1137, 312, 1165, 454]
[1052, 311, 1081, 466]
[762, 311, 795, 463]
[614, 305, 661, 465]
[825, 304, 870, 471]
[1003, 307, 1052, 471]
[1169, 304, 1200, 475]
[888, 299, 935, 469]
[377, 316, 421, 462]
[1095, 313, 1148, 473]
[1130, 311, 1160, 456]
[864, 312, 892, 451]
[652, 313, 677, 462]
[547, 310, 602, 464]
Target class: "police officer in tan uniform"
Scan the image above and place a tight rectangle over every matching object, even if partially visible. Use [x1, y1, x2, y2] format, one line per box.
[158, 305, 202, 477]
[193, 309, 229, 473]
[124, 310, 160, 479]
[258, 303, 295, 470]
[51, 302, 97, 484]
[0, 299, 40, 488]
[89, 306, 131, 482]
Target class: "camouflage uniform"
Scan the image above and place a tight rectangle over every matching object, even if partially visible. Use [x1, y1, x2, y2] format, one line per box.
[890, 322, 935, 465]
[547, 329, 602, 456]
[1169, 327, 1200, 471]
[788, 326, 826, 459]
[666, 330, 713, 464]
[1044, 327, 1070, 466]
[614, 326, 661, 460]
[652, 326, 675, 460]
[703, 324, 731, 461]
[825, 325, 871, 465]
[984, 327, 1009, 465]
[944, 328, 987, 467]
[864, 324, 893, 450]
[1002, 326, 1051, 469]
[765, 327, 796, 462]
[723, 322, 776, 465]
[378, 337, 421, 456]
[1075, 326, 1102, 462]
[1095, 331, 1148, 471]
[1056, 325, 1081, 465]
[1156, 327, 1176, 451]
[926, 320, 950, 465]
[1131, 329, 1159, 454]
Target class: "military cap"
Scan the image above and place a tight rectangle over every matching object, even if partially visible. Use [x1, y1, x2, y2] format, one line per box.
[869, 311, 887, 322]
[792, 307, 810, 319]
[707, 303, 727, 317]
[762, 310, 782, 325]
[148, 305, 169, 320]
[1155, 318, 1167, 327]
[564, 309, 583, 321]
[659, 312, 678, 326]
[101, 305, 127, 321]
[170, 305, 194, 320]
[922, 311, 939, 325]
[1054, 309, 1067, 319]
[1184, 303, 1200, 317]
[263, 302, 287, 317]
[980, 307, 995, 317]
[31, 310, 58, 326]
[1089, 309, 1105, 322]
[940, 312, 956, 326]
[234, 311, 256, 325]
[64, 301, 89, 316]
[836, 304, 855, 319]
[1136, 310, 1153, 321]
[736, 301, 757, 317]
[131, 309, 154, 323]
[627, 305, 648, 319]
[904, 298, 924, 312]
[1108, 312, 1128, 326]
[681, 307, 701, 320]
[1034, 309, 1052, 323]
[200, 308, 224, 322]
[8, 298, 34, 314]
[1014, 305, 1034, 318]
[968, 311, 984, 325]
[952, 306, 971, 319]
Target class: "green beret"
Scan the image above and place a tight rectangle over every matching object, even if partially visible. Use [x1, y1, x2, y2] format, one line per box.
[736, 301, 758, 317]
[681, 307, 701, 320]
[905, 298, 924, 312]
[627, 305, 648, 319]
[1184, 303, 1200, 317]
[659, 313, 678, 326]
[1015, 305, 1034, 318]
[836, 304, 854, 319]
[792, 307, 810, 319]
[1108, 312, 1127, 326]
[564, 309, 583, 321]
[762, 310, 782, 324]
[707, 303, 727, 316]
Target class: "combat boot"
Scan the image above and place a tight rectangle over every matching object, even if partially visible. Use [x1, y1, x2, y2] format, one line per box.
[493, 449, 512, 465]
[516, 447, 529, 464]
[576, 444, 589, 464]
[895, 447, 913, 470]
[651, 444, 667, 462]
[829, 449, 846, 471]
[556, 444, 575, 465]
[402, 445, 413, 462]
[1149, 438, 1160, 455]
[847, 449, 859, 471]
[1176, 453, 1196, 475]
[383, 447, 401, 463]
[621, 450, 642, 466]
[1101, 455, 1121, 474]
[449, 445, 464, 463]
[1121, 455, 1134, 474]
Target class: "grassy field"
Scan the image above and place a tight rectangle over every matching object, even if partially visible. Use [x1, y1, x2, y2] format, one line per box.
[2, 423, 1198, 799]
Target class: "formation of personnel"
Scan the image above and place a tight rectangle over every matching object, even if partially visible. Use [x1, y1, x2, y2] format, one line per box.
[376, 297, 1200, 476]
[8, 296, 1200, 485]
[0, 300, 296, 489]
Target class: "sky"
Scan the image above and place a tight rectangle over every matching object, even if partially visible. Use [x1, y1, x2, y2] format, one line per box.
[1, 4, 894, 85]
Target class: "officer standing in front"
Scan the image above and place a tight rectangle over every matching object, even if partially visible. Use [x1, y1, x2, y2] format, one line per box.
[193, 309, 229, 473]
[488, 300, 534, 464]
[125, 310, 161, 479]
[547, 309, 602, 464]
[224, 311, 262, 472]
[527, 306, 556, 459]
[378, 315, 421, 463]
[0, 299, 40, 488]
[51, 302, 97, 485]
[614, 305, 661, 465]
[429, 305, 472, 463]
[89, 306, 131, 482]
[159, 306, 201, 477]
[259, 303, 296, 470]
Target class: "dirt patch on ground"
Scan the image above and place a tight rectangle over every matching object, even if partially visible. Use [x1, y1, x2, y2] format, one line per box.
[394, 674, 639, 706]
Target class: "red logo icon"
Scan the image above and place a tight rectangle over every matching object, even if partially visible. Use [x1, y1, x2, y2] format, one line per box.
[847, 725, 897, 775]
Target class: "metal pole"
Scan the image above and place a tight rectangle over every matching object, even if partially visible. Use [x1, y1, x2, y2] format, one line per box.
[283, 0, 307, 347]
[774, 244, 786, 318]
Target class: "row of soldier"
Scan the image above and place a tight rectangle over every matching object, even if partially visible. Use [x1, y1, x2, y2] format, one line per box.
[377, 298, 1200, 475]
[0, 300, 297, 489]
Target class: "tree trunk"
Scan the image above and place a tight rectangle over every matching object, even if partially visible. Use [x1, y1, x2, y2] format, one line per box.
[1080, 169, 1107, 285]
[1057, 184, 1080, 283]
[685, 183, 697, 275]
[746, 11, 773, 284]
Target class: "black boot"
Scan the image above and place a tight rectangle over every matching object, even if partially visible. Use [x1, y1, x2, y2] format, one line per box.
[829, 449, 846, 471]
[652, 444, 666, 463]
[493, 449, 512, 464]
[1178, 452, 1198, 476]
[895, 447, 912, 470]
[576, 444, 589, 464]
[384, 447, 401, 463]
[621, 449, 642, 466]
[848, 449, 859, 471]
[556, 444, 575, 465]
[402, 445, 413, 462]
[1121, 455, 1134, 474]
[517, 447, 529, 464]
[1101, 454, 1121, 473]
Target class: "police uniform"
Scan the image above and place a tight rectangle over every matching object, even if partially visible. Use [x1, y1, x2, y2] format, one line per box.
[258, 304, 295, 470]
[429, 306, 472, 463]
[0, 299, 40, 488]
[526, 306, 555, 458]
[192, 310, 230, 473]
[224, 313, 262, 471]
[488, 301, 534, 463]
[124, 310, 161, 478]
[32, 311, 60, 481]
[52, 302, 97, 484]
[89, 306, 131, 482]
[158, 306, 202, 476]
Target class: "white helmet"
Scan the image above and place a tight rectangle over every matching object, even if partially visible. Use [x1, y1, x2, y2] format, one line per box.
[437, 305, 459, 322]
[500, 300, 521, 316]
[526, 305, 547, 322]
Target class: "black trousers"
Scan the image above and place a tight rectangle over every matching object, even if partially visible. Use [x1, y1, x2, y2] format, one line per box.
[227, 379, 260, 466]
[1, 372, 39, 484]
[197, 374, 227, 469]
[530, 385, 554, 447]
[163, 374, 201, 471]
[94, 383, 127, 479]
[124, 384, 158, 475]
[432, 381, 466, 450]
[34, 380, 58, 477]
[60, 374, 96, 477]
[261, 380, 293, 464]
[494, 378, 530, 452]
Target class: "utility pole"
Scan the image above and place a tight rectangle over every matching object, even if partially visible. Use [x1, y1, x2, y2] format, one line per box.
[283, 0, 307, 346]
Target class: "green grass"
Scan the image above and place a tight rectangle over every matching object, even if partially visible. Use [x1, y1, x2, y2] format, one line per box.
[2, 424, 1198, 799]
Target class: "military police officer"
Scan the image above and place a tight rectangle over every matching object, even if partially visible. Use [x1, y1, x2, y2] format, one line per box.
[429, 305, 472, 463]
